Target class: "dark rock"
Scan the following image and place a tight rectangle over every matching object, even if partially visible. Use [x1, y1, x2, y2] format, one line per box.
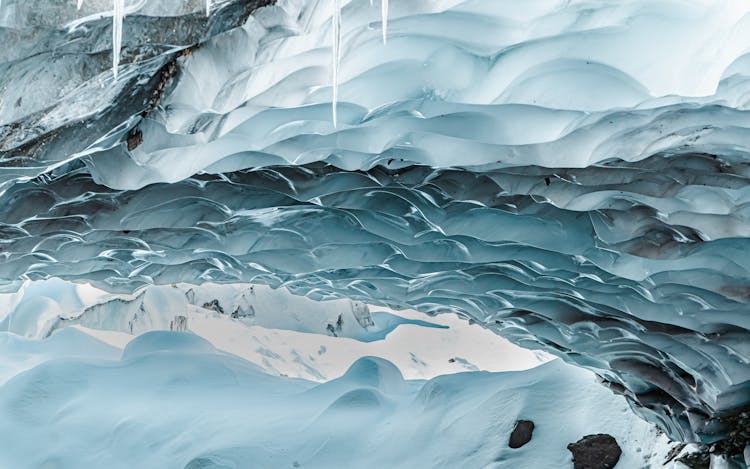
[335, 313, 343, 332]
[508, 420, 535, 449]
[126, 127, 143, 151]
[231, 304, 255, 319]
[202, 299, 224, 314]
[567, 434, 622, 469]
[676, 450, 710, 469]
[716, 411, 750, 457]
[170, 315, 188, 332]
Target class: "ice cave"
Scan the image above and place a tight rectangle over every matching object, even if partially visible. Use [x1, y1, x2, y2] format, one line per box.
[0, 0, 749, 467]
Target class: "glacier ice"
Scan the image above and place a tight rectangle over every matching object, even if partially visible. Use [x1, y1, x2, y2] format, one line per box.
[1, 0, 750, 455]
[331, 0, 341, 127]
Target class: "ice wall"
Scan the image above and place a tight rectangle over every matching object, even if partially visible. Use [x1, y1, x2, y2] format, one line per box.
[1, 0, 749, 450]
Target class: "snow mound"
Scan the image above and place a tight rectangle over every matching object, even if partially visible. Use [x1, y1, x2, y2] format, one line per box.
[0, 331, 679, 469]
[121, 331, 216, 360]
[338, 356, 406, 393]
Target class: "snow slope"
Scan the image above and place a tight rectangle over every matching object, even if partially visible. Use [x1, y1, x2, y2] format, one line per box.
[0, 329, 680, 469]
[0, 280, 551, 381]
[2, 0, 750, 445]
[0, 279, 686, 468]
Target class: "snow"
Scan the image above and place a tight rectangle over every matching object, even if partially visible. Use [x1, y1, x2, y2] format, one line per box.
[0, 327, 680, 468]
[74, 305, 549, 382]
[0, 278, 688, 467]
[0, 280, 552, 381]
[0, 0, 748, 454]
[0, 327, 121, 385]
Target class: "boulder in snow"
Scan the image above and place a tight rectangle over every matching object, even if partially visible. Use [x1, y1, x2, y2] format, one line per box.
[567, 434, 622, 469]
[508, 420, 535, 449]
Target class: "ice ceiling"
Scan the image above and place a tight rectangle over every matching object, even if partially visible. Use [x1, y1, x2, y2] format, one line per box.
[1, 0, 750, 450]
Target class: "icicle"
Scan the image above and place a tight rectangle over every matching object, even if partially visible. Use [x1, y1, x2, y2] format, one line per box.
[381, 0, 388, 44]
[77, 0, 83, 10]
[112, 0, 124, 80]
[331, 0, 341, 127]
[206, 0, 211, 17]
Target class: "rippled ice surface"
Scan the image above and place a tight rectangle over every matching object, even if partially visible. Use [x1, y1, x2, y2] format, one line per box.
[1, 0, 750, 450]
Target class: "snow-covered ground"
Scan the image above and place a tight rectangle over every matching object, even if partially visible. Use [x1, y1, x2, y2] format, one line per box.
[0, 280, 688, 468]
[0, 279, 551, 381]
[0, 329, 684, 469]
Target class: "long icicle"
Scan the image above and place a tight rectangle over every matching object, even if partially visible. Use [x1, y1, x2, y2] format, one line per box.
[381, 0, 388, 44]
[332, 0, 341, 128]
[112, 0, 124, 80]
[77, 0, 83, 10]
[206, 0, 211, 17]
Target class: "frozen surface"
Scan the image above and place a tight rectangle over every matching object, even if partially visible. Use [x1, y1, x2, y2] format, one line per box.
[0, 327, 680, 469]
[0, 280, 551, 381]
[1, 0, 750, 448]
[0, 157, 747, 443]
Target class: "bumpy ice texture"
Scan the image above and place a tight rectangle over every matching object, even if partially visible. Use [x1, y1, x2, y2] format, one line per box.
[1, 0, 750, 447]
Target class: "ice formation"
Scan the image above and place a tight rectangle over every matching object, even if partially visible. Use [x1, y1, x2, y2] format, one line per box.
[331, 0, 341, 127]
[112, 0, 124, 79]
[381, 0, 387, 44]
[1, 0, 750, 460]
